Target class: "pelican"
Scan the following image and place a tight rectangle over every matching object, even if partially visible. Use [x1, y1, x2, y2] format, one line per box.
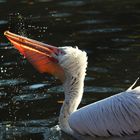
[4, 31, 140, 139]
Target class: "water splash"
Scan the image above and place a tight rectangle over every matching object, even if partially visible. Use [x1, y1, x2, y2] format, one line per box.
[8, 13, 48, 40]
[8, 13, 27, 37]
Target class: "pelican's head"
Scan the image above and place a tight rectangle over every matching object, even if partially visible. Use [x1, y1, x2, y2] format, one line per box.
[4, 31, 88, 83]
[57, 47, 88, 83]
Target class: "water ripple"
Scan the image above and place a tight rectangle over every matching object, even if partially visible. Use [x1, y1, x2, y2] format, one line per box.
[51, 12, 71, 18]
[78, 19, 110, 25]
[0, 0, 5, 3]
[47, 86, 124, 94]
[0, 102, 8, 109]
[88, 66, 108, 73]
[59, 1, 85, 6]
[78, 11, 101, 15]
[0, 79, 27, 87]
[0, 43, 10, 47]
[2, 62, 17, 66]
[29, 83, 48, 90]
[12, 93, 50, 102]
[85, 77, 95, 81]
[79, 28, 123, 34]
[3, 124, 61, 140]
[84, 86, 124, 93]
[11, 118, 57, 127]
[0, 20, 8, 25]
[0, 45, 13, 50]
[0, 119, 60, 139]
[112, 38, 135, 43]
[47, 86, 63, 93]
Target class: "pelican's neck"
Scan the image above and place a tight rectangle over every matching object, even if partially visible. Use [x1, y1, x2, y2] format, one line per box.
[59, 72, 85, 134]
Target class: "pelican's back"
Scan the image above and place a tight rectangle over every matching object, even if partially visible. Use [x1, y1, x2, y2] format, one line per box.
[69, 89, 140, 137]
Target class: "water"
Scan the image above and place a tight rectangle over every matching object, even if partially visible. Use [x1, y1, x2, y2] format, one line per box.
[1, 0, 140, 139]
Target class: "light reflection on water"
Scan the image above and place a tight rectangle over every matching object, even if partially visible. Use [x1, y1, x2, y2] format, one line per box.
[1, 0, 140, 139]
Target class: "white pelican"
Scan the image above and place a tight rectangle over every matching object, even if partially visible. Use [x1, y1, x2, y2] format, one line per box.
[4, 31, 140, 140]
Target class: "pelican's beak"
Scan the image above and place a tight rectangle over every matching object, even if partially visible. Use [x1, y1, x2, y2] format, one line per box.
[4, 31, 65, 82]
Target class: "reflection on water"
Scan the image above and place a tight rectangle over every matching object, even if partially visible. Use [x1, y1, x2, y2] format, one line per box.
[1, 0, 140, 139]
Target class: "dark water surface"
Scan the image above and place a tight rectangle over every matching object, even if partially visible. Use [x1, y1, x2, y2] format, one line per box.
[1, 0, 140, 139]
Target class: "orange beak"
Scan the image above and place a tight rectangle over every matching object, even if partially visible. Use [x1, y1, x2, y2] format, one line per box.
[4, 31, 65, 82]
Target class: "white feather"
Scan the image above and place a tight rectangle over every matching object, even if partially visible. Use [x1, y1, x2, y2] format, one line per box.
[56, 46, 140, 138]
[127, 77, 139, 91]
[58, 46, 88, 134]
[69, 90, 140, 137]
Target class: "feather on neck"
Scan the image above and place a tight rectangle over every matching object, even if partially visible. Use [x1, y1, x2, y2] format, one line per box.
[58, 47, 88, 134]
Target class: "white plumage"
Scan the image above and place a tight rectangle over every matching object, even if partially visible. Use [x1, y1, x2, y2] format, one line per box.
[69, 88, 140, 137]
[56, 46, 140, 138]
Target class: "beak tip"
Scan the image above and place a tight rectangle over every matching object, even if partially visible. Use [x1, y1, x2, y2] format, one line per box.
[4, 30, 9, 36]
